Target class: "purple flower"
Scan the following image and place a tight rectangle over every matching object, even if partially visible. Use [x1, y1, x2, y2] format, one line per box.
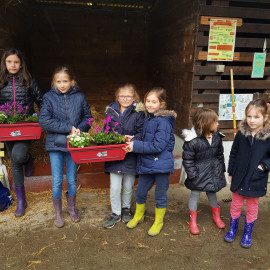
[87, 117, 94, 125]
[114, 122, 120, 127]
[0, 101, 29, 115]
[104, 125, 110, 134]
[103, 115, 112, 125]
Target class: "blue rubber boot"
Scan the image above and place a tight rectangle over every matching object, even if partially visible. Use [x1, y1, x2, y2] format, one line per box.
[241, 221, 255, 248]
[224, 217, 239, 243]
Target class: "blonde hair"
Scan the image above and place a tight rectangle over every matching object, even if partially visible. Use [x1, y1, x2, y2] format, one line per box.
[245, 98, 270, 127]
[51, 66, 77, 88]
[144, 87, 167, 109]
[192, 108, 218, 136]
[115, 83, 140, 102]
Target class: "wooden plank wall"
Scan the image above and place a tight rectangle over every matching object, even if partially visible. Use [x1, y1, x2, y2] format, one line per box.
[193, 0, 270, 140]
[0, 7, 28, 56]
[14, 4, 149, 111]
[148, 0, 200, 133]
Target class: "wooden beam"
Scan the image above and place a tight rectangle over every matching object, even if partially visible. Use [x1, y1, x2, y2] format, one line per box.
[193, 80, 270, 90]
[197, 51, 270, 62]
[194, 66, 270, 76]
[201, 5, 270, 20]
[192, 93, 219, 103]
[199, 23, 270, 34]
[200, 16, 243, 26]
[197, 51, 240, 61]
[197, 36, 269, 48]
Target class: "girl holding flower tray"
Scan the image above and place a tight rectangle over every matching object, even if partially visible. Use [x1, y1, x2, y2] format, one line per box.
[103, 84, 144, 229]
[39, 66, 91, 228]
[0, 48, 43, 217]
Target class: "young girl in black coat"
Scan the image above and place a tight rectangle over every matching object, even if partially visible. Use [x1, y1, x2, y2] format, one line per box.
[0, 48, 43, 217]
[225, 99, 270, 248]
[182, 108, 226, 235]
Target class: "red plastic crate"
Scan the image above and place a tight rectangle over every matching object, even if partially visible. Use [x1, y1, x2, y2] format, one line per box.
[68, 142, 127, 164]
[0, 123, 42, 141]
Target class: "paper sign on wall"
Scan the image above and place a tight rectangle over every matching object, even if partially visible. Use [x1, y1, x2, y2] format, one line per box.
[207, 18, 237, 61]
[251, 53, 266, 78]
[219, 94, 253, 120]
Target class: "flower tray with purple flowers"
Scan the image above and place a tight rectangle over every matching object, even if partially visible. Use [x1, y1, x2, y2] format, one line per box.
[0, 123, 42, 141]
[67, 116, 127, 164]
[0, 102, 41, 141]
[67, 141, 127, 164]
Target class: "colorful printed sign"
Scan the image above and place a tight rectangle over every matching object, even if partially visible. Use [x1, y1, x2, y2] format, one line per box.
[251, 52, 266, 78]
[219, 94, 253, 121]
[207, 18, 237, 61]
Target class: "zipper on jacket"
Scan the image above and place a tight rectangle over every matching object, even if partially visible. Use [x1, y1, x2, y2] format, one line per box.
[64, 94, 68, 122]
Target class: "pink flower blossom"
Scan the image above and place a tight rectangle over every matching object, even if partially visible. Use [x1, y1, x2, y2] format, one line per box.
[94, 126, 103, 133]
[87, 117, 94, 125]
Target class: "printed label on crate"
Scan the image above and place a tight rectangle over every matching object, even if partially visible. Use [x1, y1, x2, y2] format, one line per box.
[97, 151, 108, 157]
[10, 130, 22, 137]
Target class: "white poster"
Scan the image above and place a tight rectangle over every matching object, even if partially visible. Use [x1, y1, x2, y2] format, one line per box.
[219, 94, 253, 120]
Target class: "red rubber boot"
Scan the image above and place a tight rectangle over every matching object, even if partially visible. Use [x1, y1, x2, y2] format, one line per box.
[189, 210, 200, 235]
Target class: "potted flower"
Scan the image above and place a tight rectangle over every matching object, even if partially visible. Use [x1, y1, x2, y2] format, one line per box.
[0, 102, 42, 141]
[67, 115, 127, 164]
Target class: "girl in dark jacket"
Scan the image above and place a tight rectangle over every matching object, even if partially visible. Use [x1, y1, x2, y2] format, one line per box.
[125, 87, 176, 236]
[39, 66, 91, 228]
[0, 48, 43, 217]
[225, 99, 270, 248]
[182, 108, 226, 235]
[103, 84, 144, 229]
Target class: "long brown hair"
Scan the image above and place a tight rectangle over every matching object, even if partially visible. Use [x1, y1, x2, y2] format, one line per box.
[0, 48, 31, 87]
[192, 108, 218, 136]
[245, 98, 270, 127]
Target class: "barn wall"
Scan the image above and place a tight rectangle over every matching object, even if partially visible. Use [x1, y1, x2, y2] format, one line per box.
[148, 0, 200, 133]
[193, 0, 270, 140]
[1, 4, 149, 111]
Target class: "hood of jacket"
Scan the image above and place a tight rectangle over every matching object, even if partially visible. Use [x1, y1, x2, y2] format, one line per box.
[153, 109, 177, 127]
[106, 101, 144, 116]
[181, 127, 198, 142]
[239, 120, 270, 141]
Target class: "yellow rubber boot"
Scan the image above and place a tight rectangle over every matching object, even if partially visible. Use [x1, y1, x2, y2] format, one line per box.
[148, 208, 166, 236]
[127, 203, 145, 229]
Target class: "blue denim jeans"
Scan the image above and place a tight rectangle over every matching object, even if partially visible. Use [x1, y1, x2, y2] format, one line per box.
[49, 151, 78, 199]
[136, 173, 169, 208]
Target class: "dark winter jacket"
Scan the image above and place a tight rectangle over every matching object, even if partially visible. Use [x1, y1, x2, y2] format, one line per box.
[228, 121, 270, 197]
[39, 87, 91, 152]
[182, 127, 226, 192]
[0, 74, 43, 114]
[133, 110, 176, 175]
[104, 102, 145, 175]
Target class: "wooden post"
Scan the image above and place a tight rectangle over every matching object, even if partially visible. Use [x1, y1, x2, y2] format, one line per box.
[230, 69, 237, 137]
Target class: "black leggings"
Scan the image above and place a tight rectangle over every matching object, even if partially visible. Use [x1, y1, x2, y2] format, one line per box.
[5, 141, 30, 187]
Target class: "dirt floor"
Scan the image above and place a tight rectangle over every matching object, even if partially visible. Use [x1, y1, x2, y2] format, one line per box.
[1, 183, 270, 270]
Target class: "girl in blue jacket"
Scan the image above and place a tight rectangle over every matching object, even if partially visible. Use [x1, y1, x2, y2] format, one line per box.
[39, 66, 91, 228]
[103, 84, 144, 229]
[125, 87, 176, 236]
